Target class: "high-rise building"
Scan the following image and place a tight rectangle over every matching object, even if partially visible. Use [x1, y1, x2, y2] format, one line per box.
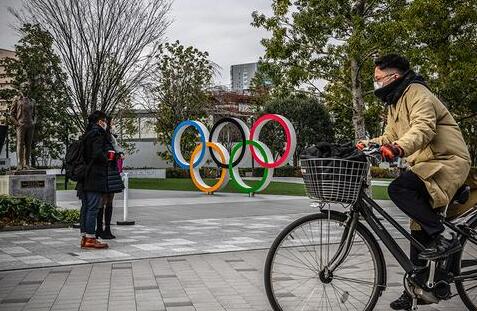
[0, 48, 15, 159]
[230, 62, 258, 92]
[0, 48, 15, 91]
[0, 48, 15, 124]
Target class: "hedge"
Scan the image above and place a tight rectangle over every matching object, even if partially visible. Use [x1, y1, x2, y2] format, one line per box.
[167, 166, 397, 179]
[0, 195, 80, 227]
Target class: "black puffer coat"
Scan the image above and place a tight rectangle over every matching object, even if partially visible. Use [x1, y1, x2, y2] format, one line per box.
[81, 125, 109, 192]
[105, 135, 124, 193]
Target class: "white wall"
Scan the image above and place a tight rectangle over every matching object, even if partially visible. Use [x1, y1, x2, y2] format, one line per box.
[123, 140, 172, 169]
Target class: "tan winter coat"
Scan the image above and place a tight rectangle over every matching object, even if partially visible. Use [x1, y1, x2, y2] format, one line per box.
[447, 168, 477, 220]
[369, 83, 472, 228]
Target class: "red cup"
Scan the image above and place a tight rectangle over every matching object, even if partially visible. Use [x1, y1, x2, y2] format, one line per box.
[107, 150, 116, 161]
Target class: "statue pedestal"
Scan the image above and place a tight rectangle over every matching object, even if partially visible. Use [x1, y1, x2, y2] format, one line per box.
[0, 171, 56, 205]
[0, 158, 10, 170]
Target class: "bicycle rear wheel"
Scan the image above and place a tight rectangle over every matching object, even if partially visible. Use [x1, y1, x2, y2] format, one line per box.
[455, 218, 477, 310]
[264, 211, 385, 311]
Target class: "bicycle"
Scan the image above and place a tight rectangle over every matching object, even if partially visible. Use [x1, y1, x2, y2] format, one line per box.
[264, 145, 476, 310]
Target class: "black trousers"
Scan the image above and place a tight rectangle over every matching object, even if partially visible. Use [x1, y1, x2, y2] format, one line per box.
[410, 230, 434, 266]
[388, 170, 444, 237]
[97, 193, 115, 232]
[388, 170, 445, 265]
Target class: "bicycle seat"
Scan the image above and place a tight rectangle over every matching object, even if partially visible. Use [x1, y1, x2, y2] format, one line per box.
[452, 184, 471, 205]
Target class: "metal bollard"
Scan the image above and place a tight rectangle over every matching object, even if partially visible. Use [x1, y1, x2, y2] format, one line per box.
[117, 172, 135, 225]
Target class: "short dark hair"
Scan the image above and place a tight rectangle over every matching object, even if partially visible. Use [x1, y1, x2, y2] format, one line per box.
[374, 54, 410, 74]
[87, 110, 107, 124]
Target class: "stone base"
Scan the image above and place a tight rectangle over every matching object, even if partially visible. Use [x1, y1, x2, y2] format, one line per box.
[0, 173, 56, 205]
[0, 158, 10, 170]
[7, 169, 47, 175]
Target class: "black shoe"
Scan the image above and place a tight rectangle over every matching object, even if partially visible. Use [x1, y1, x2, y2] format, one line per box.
[95, 228, 104, 239]
[418, 234, 461, 260]
[390, 291, 432, 310]
[390, 292, 412, 310]
[101, 227, 116, 239]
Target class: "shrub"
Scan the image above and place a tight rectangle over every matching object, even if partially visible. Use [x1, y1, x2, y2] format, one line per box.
[168, 165, 397, 179]
[60, 209, 80, 224]
[237, 166, 302, 178]
[370, 167, 399, 179]
[167, 167, 232, 178]
[166, 168, 190, 178]
[0, 195, 79, 226]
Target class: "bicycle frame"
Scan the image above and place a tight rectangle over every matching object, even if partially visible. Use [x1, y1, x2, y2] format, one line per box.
[327, 191, 477, 282]
[358, 193, 424, 274]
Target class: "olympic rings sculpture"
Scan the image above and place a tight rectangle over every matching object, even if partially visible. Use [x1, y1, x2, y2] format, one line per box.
[171, 114, 297, 193]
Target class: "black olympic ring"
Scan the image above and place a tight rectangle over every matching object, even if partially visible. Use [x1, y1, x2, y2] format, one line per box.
[208, 117, 247, 169]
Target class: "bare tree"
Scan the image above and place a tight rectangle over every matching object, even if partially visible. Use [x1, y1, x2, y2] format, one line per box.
[11, 0, 171, 129]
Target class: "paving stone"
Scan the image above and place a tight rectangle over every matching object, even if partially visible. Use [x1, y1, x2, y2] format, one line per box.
[0, 190, 472, 310]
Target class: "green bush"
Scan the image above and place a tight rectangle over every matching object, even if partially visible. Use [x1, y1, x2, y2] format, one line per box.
[167, 167, 224, 178]
[168, 166, 304, 178]
[0, 195, 79, 226]
[166, 168, 190, 178]
[60, 209, 80, 224]
[169, 165, 398, 179]
[370, 167, 399, 179]
[238, 166, 302, 177]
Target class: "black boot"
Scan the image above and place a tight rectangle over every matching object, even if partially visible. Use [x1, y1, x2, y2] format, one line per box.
[96, 207, 104, 239]
[103, 202, 116, 239]
[390, 291, 432, 310]
[390, 291, 412, 310]
[410, 230, 433, 267]
[102, 226, 116, 239]
[418, 233, 461, 260]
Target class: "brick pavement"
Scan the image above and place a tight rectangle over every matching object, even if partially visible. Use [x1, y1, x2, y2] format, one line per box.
[0, 247, 469, 311]
[0, 191, 407, 271]
[0, 190, 473, 310]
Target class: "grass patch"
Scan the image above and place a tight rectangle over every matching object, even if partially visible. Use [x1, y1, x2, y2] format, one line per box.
[57, 176, 390, 199]
[372, 186, 390, 200]
[128, 178, 307, 196]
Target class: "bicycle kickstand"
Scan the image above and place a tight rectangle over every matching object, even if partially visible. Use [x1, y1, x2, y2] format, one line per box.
[411, 297, 418, 311]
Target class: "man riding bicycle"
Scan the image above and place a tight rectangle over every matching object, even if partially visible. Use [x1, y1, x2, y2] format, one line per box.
[358, 54, 472, 310]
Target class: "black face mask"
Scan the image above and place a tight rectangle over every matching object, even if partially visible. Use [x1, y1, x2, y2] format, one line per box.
[374, 75, 406, 106]
[374, 70, 428, 106]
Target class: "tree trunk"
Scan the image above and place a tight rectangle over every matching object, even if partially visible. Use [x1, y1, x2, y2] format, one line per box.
[350, 57, 367, 141]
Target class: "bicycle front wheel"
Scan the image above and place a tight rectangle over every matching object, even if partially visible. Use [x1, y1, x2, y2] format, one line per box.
[455, 217, 477, 311]
[264, 211, 385, 311]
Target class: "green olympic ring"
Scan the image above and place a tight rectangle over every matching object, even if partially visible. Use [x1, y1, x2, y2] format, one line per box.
[229, 140, 273, 193]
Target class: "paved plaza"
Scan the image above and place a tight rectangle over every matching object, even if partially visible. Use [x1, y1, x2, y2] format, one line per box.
[0, 190, 469, 310]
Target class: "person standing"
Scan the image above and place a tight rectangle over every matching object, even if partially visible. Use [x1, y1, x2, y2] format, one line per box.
[96, 116, 124, 239]
[78, 111, 110, 249]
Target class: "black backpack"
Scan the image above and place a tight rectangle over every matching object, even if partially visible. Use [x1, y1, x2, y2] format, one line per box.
[65, 136, 88, 182]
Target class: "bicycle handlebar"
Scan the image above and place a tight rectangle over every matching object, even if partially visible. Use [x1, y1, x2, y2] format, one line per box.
[360, 143, 403, 168]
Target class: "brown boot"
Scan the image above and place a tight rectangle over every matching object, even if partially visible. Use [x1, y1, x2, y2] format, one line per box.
[80, 236, 86, 247]
[82, 237, 109, 249]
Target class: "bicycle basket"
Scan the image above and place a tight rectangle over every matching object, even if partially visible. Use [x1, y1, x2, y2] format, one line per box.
[300, 158, 370, 205]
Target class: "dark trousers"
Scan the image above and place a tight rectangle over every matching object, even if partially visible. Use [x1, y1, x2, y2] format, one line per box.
[97, 193, 114, 232]
[80, 191, 102, 236]
[388, 170, 446, 265]
[388, 170, 445, 237]
[410, 230, 434, 266]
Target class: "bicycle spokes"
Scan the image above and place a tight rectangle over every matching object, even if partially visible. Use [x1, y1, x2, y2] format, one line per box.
[268, 215, 379, 310]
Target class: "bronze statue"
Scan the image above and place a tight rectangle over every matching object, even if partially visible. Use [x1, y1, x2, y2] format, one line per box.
[10, 91, 36, 170]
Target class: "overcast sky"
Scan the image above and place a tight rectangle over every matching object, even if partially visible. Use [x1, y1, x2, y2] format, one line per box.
[0, 0, 272, 86]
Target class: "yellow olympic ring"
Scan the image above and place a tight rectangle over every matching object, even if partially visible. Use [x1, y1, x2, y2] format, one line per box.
[189, 142, 229, 192]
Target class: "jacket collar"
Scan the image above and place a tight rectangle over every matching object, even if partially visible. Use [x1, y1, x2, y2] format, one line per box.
[391, 83, 415, 122]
